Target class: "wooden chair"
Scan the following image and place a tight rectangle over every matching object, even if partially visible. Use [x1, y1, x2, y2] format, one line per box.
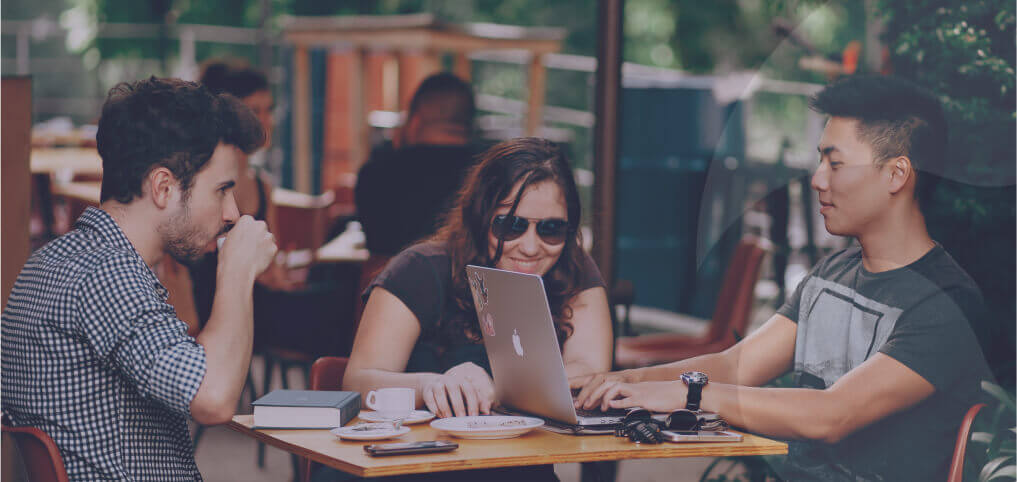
[947, 402, 986, 482]
[299, 356, 350, 482]
[610, 279, 636, 336]
[2, 424, 69, 482]
[272, 188, 336, 259]
[613, 236, 771, 368]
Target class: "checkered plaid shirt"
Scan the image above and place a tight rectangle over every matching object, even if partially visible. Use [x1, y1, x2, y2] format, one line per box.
[2, 207, 207, 480]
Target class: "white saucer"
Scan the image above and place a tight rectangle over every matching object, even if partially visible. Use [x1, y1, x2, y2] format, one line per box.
[332, 423, 411, 441]
[430, 416, 544, 439]
[358, 410, 435, 425]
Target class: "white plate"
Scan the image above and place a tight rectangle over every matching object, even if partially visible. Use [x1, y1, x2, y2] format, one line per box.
[430, 416, 544, 439]
[358, 410, 435, 425]
[331, 423, 411, 441]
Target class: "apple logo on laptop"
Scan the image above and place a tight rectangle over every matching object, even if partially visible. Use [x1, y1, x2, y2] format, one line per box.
[512, 329, 525, 357]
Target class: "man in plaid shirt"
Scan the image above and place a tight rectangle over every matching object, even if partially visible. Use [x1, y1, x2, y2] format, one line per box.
[2, 77, 278, 480]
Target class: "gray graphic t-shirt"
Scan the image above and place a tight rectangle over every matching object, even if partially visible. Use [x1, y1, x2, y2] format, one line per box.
[776, 243, 992, 481]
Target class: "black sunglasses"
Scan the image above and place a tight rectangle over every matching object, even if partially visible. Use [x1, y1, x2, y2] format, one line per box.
[622, 408, 729, 431]
[491, 215, 571, 245]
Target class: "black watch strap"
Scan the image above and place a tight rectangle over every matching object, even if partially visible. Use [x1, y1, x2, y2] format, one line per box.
[685, 383, 703, 411]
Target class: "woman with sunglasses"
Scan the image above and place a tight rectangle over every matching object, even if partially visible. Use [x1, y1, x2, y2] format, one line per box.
[344, 137, 613, 422]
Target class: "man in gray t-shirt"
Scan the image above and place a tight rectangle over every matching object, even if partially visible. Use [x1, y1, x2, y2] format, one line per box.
[571, 75, 994, 481]
[775, 243, 990, 481]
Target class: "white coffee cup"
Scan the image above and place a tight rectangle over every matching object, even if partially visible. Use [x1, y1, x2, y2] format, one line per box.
[366, 387, 414, 420]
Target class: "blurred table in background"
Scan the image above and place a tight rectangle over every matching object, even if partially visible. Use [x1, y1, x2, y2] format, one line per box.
[30, 147, 102, 179]
[284, 235, 369, 268]
[30, 148, 103, 240]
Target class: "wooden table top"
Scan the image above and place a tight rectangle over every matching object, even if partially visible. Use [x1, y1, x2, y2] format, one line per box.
[285, 235, 370, 268]
[50, 181, 101, 204]
[228, 415, 786, 478]
[31, 148, 103, 176]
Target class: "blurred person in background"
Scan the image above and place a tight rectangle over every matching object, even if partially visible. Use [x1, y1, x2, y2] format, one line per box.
[355, 72, 482, 258]
[181, 59, 296, 336]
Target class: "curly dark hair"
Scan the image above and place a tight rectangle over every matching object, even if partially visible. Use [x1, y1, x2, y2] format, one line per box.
[810, 74, 948, 208]
[96, 76, 264, 204]
[430, 137, 586, 345]
[199, 59, 270, 99]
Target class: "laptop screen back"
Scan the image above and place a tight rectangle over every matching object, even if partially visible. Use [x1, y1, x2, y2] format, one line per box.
[465, 265, 579, 425]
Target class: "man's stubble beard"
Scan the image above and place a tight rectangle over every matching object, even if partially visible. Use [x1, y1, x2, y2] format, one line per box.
[160, 195, 221, 266]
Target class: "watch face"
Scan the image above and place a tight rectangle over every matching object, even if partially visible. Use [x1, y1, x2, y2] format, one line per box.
[682, 371, 708, 385]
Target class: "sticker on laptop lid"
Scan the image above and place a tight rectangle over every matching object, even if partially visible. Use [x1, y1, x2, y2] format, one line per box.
[481, 312, 496, 337]
[469, 270, 488, 309]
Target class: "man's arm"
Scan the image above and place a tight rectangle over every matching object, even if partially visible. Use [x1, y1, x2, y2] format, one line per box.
[602, 352, 935, 443]
[573, 314, 797, 409]
[709, 353, 935, 442]
[190, 216, 276, 424]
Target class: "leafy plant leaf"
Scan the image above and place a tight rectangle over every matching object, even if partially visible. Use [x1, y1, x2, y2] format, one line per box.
[980, 456, 1014, 482]
[983, 381, 1017, 412]
[975, 432, 997, 444]
[987, 464, 1016, 481]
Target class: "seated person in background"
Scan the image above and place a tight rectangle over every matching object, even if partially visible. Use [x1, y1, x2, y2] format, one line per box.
[2, 77, 276, 479]
[188, 59, 295, 332]
[572, 75, 993, 482]
[355, 72, 481, 257]
[344, 137, 613, 419]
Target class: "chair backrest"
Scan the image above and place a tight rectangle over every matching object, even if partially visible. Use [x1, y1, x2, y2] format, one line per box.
[2, 424, 69, 482]
[309, 356, 350, 392]
[947, 403, 986, 482]
[272, 188, 336, 252]
[703, 235, 771, 344]
[302, 357, 350, 482]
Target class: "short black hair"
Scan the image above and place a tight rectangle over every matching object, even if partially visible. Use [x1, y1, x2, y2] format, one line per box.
[810, 74, 948, 202]
[199, 60, 270, 100]
[407, 72, 476, 128]
[96, 76, 264, 203]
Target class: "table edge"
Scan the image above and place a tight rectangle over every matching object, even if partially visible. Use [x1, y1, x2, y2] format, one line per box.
[226, 417, 788, 478]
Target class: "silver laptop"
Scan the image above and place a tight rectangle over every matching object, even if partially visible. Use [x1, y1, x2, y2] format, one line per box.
[465, 265, 629, 433]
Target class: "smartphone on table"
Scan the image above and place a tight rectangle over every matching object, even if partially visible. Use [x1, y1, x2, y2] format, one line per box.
[661, 430, 743, 443]
[363, 440, 459, 456]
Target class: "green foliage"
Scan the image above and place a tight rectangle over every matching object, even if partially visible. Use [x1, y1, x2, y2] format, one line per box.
[877, 0, 1016, 387]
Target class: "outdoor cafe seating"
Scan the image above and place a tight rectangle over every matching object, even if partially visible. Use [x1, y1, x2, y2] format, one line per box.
[5, 2, 1010, 480]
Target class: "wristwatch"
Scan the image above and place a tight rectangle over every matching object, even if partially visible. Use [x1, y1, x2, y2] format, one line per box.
[681, 371, 709, 411]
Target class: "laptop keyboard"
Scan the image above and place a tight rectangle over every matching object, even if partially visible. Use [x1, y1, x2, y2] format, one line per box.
[575, 406, 628, 418]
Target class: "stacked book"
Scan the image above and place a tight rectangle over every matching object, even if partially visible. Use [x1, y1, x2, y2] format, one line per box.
[252, 389, 361, 429]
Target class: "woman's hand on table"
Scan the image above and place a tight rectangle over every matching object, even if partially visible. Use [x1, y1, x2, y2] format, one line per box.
[421, 362, 495, 418]
[570, 369, 643, 410]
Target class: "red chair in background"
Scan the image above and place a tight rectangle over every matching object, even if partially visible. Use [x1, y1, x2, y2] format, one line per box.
[947, 403, 987, 482]
[299, 356, 350, 482]
[614, 236, 771, 368]
[2, 423, 69, 482]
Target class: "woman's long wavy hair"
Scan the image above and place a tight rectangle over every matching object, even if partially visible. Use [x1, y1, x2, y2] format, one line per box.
[430, 137, 586, 346]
